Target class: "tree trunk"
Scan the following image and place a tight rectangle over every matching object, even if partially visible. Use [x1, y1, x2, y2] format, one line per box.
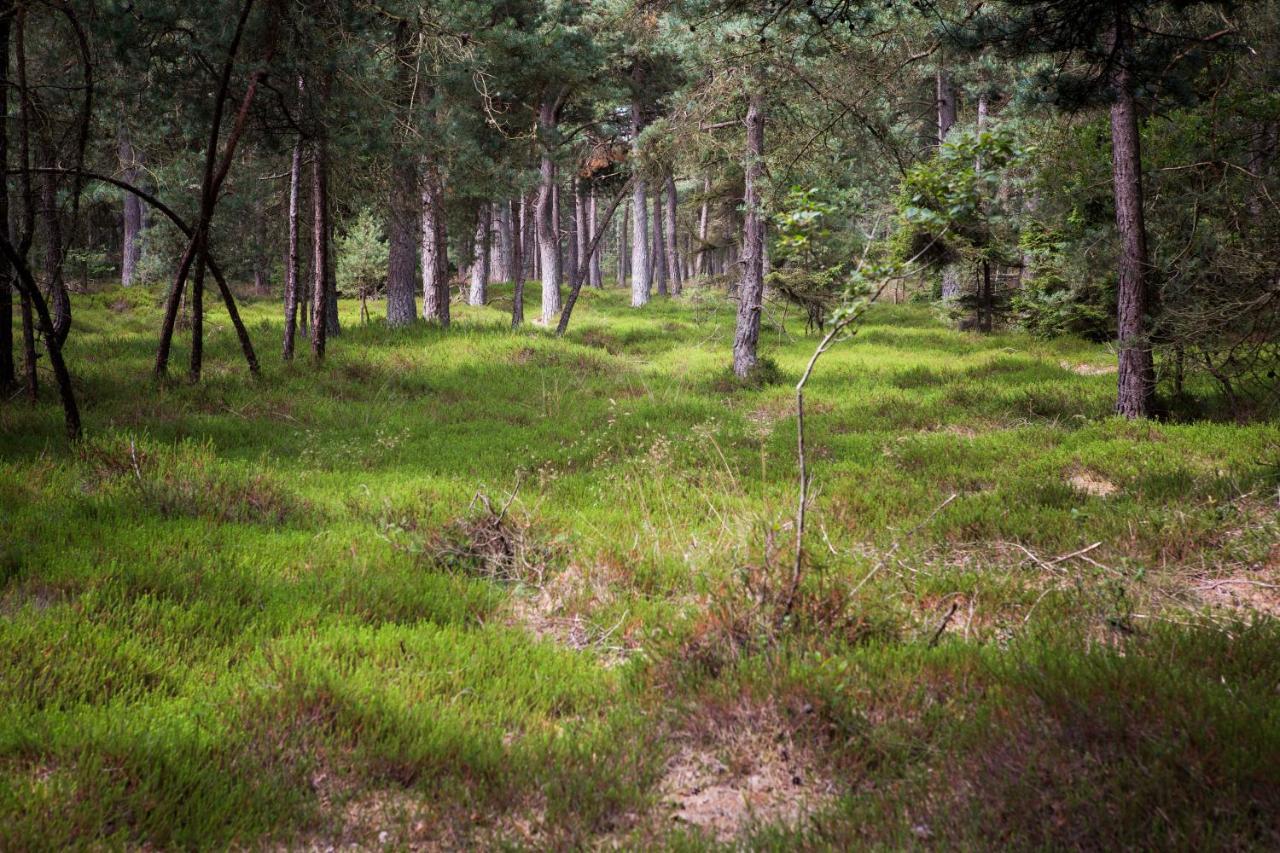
[588, 189, 603, 287]
[618, 200, 628, 287]
[566, 179, 580, 291]
[663, 172, 681, 294]
[0, 9, 11, 391]
[1109, 15, 1154, 418]
[522, 189, 537, 282]
[119, 125, 144, 287]
[696, 174, 710, 277]
[283, 139, 303, 359]
[38, 141, 69, 346]
[537, 99, 561, 324]
[512, 194, 526, 327]
[936, 69, 957, 145]
[420, 163, 449, 326]
[311, 135, 330, 360]
[937, 69, 961, 301]
[574, 178, 588, 281]
[386, 156, 419, 326]
[496, 199, 514, 283]
[652, 189, 667, 296]
[470, 203, 489, 305]
[732, 92, 765, 379]
[629, 98, 651, 306]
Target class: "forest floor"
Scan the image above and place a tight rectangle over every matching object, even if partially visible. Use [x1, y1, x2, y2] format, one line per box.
[2, 282, 1279, 849]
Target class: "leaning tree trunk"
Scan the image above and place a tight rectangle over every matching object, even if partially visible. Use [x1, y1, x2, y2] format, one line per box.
[469, 203, 489, 305]
[119, 124, 144, 287]
[386, 155, 419, 326]
[732, 92, 766, 379]
[663, 172, 681, 295]
[283, 139, 303, 359]
[1109, 16, 1154, 418]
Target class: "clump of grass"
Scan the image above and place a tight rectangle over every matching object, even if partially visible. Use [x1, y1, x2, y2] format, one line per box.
[77, 436, 311, 525]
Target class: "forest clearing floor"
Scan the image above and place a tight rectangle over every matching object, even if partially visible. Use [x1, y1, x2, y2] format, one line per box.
[2, 282, 1279, 849]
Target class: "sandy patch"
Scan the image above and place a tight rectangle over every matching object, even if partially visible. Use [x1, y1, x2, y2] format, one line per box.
[659, 700, 835, 842]
[1060, 361, 1117, 376]
[1195, 576, 1280, 618]
[1069, 471, 1118, 497]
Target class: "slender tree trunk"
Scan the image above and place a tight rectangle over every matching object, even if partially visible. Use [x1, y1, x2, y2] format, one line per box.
[311, 135, 330, 360]
[496, 199, 514, 283]
[588, 189, 602, 287]
[37, 140, 69, 346]
[618, 200, 628, 287]
[119, 124, 144, 287]
[537, 99, 561, 324]
[156, 0, 265, 378]
[386, 156, 419, 326]
[0, 8, 11, 391]
[652, 189, 667, 296]
[420, 162, 449, 326]
[696, 174, 710, 276]
[323, 201, 339, 336]
[555, 178, 631, 335]
[470, 203, 489, 305]
[512, 194, 526, 327]
[19, 291, 35, 399]
[663, 172, 681, 294]
[732, 92, 766, 379]
[283, 139, 303, 359]
[937, 69, 961, 301]
[574, 177, 588, 280]
[1109, 16, 1154, 418]
[566, 179, 580, 291]
[522, 189, 536, 282]
[629, 97, 651, 306]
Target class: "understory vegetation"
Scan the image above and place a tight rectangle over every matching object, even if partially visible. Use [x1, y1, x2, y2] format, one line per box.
[2, 286, 1277, 849]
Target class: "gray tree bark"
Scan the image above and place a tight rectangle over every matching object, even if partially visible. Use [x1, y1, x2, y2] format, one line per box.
[469, 202, 489, 305]
[420, 163, 449, 325]
[696, 174, 710, 277]
[283, 139, 303, 359]
[119, 125, 144, 287]
[630, 102, 650, 306]
[663, 172, 681, 294]
[732, 92, 766, 379]
[311, 136, 330, 360]
[652, 189, 666, 296]
[536, 101, 562, 323]
[495, 199, 514, 283]
[386, 156, 418, 325]
[588, 189, 602, 287]
[937, 69, 962, 301]
[512, 194, 526, 327]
